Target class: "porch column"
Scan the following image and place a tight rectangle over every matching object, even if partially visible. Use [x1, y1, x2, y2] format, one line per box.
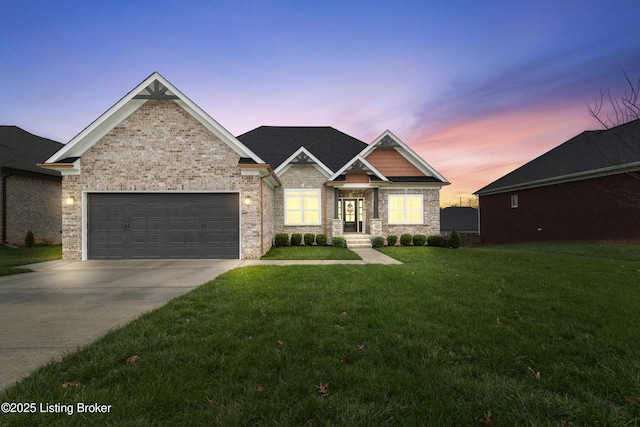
[373, 187, 379, 219]
[334, 188, 339, 219]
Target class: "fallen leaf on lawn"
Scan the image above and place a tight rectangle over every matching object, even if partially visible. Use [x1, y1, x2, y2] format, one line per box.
[60, 381, 82, 392]
[334, 324, 342, 329]
[340, 354, 350, 364]
[260, 308, 266, 317]
[317, 382, 329, 398]
[496, 317, 502, 325]
[625, 395, 640, 406]
[479, 410, 494, 426]
[340, 311, 348, 317]
[528, 367, 541, 380]
[275, 340, 284, 353]
[256, 385, 264, 392]
[123, 355, 139, 366]
[358, 344, 366, 350]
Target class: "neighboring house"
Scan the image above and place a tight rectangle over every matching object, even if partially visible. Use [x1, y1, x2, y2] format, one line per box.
[1, 126, 63, 246]
[475, 119, 640, 245]
[40, 72, 449, 261]
[440, 206, 478, 236]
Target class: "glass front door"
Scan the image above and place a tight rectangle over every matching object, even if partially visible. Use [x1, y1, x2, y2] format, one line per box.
[340, 198, 364, 232]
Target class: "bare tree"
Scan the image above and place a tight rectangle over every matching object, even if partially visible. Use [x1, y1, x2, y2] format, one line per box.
[586, 71, 640, 208]
[588, 71, 640, 128]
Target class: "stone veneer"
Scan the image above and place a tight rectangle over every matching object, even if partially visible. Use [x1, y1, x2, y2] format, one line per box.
[61, 100, 266, 260]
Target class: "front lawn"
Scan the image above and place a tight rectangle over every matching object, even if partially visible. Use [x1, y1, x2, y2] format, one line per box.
[2, 243, 639, 425]
[0, 245, 62, 276]
[261, 245, 362, 260]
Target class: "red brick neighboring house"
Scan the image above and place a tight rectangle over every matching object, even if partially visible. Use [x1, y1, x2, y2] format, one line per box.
[475, 119, 640, 245]
[1, 126, 63, 245]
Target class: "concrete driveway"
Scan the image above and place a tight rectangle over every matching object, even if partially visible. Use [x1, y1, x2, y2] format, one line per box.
[0, 259, 242, 391]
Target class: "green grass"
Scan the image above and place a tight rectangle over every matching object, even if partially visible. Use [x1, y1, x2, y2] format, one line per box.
[2, 242, 640, 425]
[0, 245, 62, 276]
[261, 245, 362, 260]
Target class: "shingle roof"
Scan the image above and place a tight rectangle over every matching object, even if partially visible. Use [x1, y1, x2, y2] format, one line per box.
[475, 118, 640, 195]
[0, 126, 63, 177]
[236, 126, 368, 172]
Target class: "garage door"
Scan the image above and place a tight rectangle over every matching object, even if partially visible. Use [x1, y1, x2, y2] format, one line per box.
[88, 193, 239, 259]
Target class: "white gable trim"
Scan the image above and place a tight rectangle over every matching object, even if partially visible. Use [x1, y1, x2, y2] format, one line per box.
[329, 155, 388, 182]
[363, 130, 449, 184]
[45, 72, 265, 164]
[274, 146, 334, 178]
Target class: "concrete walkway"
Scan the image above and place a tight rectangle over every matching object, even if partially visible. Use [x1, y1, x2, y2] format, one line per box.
[0, 248, 400, 391]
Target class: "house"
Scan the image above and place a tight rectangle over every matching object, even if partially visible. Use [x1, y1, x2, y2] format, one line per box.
[39, 72, 449, 260]
[475, 119, 640, 245]
[1, 126, 63, 245]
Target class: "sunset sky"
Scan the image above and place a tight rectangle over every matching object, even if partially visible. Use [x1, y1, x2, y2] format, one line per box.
[2, 1, 640, 206]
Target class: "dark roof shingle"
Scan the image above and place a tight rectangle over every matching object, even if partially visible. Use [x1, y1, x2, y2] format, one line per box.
[0, 126, 64, 176]
[476, 119, 640, 195]
[236, 126, 367, 172]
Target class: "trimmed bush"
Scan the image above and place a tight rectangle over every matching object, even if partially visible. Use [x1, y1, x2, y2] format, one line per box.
[400, 234, 412, 246]
[387, 235, 398, 247]
[333, 236, 346, 248]
[450, 229, 461, 249]
[291, 233, 303, 246]
[274, 233, 289, 247]
[25, 230, 35, 247]
[427, 235, 444, 247]
[303, 233, 315, 246]
[316, 234, 328, 246]
[412, 234, 427, 246]
[371, 236, 385, 248]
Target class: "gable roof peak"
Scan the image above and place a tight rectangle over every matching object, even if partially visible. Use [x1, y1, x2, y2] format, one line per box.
[44, 72, 264, 164]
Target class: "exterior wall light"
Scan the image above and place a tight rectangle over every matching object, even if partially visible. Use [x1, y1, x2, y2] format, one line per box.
[65, 196, 75, 206]
[244, 195, 251, 205]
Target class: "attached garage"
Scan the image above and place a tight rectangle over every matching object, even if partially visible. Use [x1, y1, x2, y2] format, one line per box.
[88, 193, 239, 259]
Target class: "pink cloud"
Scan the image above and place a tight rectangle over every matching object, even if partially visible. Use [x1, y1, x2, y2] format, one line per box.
[403, 104, 601, 206]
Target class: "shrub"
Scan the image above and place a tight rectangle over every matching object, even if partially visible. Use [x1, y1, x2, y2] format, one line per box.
[387, 235, 398, 246]
[25, 230, 35, 247]
[371, 236, 385, 248]
[427, 235, 444, 247]
[449, 229, 461, 249]
[291, 233, 303, 246]
[333, 236, 346, 248]
[400, 234, 412, 246]
[412, 234, 427, 246]
[316, 234, 328, 246]
[274, 233, 289, 247]
[303, 233, 315, 246]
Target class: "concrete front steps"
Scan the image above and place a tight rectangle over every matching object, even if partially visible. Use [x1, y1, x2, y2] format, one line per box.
[343, 233, 373, 248]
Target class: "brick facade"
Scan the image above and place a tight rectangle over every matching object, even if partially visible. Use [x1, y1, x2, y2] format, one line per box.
[379, 188, 440, 238]
[61, 100, 265, 260]
[276, 164, 335, 236]
[2, 171, 61, 245]
[479, 173, 640, 245]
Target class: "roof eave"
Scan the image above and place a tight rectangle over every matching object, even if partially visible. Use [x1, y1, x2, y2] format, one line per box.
[475, 161, 640, 196]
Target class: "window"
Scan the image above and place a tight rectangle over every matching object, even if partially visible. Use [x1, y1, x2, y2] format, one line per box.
[388, 194, 423, 224]
[510, 195, 518, 208]
[285, 189, 321, 225]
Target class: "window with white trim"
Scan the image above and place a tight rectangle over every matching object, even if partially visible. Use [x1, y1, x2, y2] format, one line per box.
[285, 189, 321, 225]
[388, 194, 423, 224]
[511, 195, 518, 208]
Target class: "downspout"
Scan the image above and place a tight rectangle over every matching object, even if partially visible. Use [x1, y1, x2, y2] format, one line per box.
[2, 171, 13, 244]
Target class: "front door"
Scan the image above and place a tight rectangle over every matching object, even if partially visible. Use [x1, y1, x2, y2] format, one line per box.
[342, 199, 357, 232]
